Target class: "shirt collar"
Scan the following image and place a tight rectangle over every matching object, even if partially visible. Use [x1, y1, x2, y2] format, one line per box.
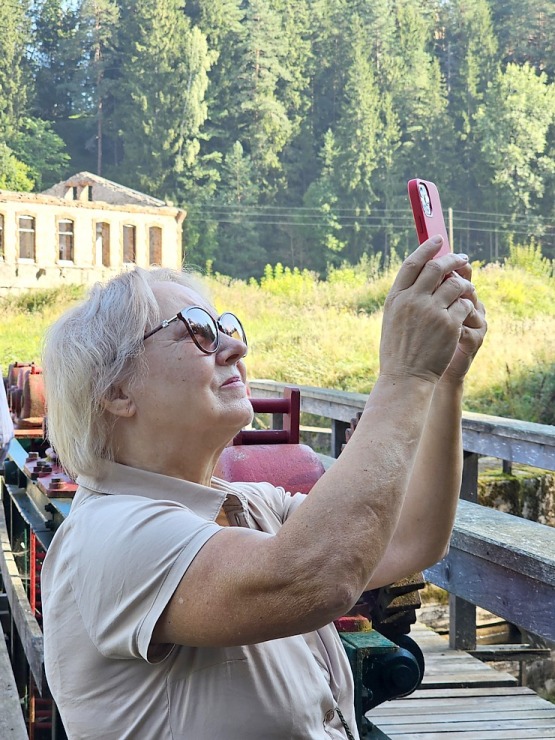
[76, 459, 250, 522]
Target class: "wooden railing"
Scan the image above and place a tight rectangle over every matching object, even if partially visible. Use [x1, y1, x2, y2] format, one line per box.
[249, 380, 555, 649]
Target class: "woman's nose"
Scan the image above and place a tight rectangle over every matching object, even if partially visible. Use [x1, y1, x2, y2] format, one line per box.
[216, 332, 248, 364]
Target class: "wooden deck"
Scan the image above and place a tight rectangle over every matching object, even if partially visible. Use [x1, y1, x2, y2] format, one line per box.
[367, 623, 555, 739]
[0, 626, 28, 739]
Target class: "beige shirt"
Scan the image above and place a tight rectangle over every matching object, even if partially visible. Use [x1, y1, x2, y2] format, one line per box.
[42, 461, 358, 739]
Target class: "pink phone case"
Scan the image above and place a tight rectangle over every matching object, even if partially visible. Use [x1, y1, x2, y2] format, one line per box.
[408, 178, 451, 258]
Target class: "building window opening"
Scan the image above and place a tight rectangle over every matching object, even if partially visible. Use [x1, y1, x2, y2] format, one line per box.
[72, 186, 78, 200]
[96, 222, 111, 267]
[59, 219, 74, 261]
[88, 185, 93, 201]
[149, 226, 162, 265]
[123, 224, 136, 263]
[0, 214, 4, 259]
[19, 215, 36, 260]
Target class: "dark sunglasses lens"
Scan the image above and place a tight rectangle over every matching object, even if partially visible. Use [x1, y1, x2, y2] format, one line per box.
[219, 313, 247, 345]
[184, 307, 218, 352]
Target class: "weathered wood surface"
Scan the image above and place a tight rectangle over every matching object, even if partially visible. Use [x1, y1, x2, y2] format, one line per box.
[249, 380, 555, 470]
[0, 486, 45, 693]
[367, 624, 555, 739]
[425, 500, 555, 641]
[0, 627, 28, 739]
[410, 624, 517, 690]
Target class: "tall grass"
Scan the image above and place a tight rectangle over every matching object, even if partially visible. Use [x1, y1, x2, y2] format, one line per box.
[2, 246, 554, 424]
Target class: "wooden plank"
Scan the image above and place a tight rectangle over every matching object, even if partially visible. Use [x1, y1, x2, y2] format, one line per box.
[425, 500, 555, 641]
[419, 674, 517, 689]
[404, 686, 540, 699]
[372, 696, 555, 716]
[426, 548, 555, 642]
[469, 645, 551, 662]
[372, 731, 555, 739]
[409, 623, 517, 688]
[372, 717, 555, 732]
[366, 623, 555, 738]
[0, 629, 28, 739]
[402, 686, 541, 699]
[372, 709, 555, 726]
[368, 672, 555, 739]
[0, 485, 45, 693]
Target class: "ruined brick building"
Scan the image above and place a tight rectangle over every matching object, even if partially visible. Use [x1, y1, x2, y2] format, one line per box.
[0, 172, 186, 293]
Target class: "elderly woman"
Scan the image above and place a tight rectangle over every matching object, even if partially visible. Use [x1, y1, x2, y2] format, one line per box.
[41, 236, 486, 739]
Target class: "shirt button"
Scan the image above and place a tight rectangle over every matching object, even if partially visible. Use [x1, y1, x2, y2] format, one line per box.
[324, 709, 335, 723]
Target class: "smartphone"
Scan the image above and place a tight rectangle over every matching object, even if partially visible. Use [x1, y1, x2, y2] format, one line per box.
[408, 178, 451, 258]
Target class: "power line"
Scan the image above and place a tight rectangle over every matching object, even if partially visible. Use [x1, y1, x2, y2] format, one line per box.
[188, 204, 555, 232]
[186, 215, 555, 239]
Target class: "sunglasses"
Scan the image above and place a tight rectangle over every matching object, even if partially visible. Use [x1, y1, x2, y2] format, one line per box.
[143, 305, 247, 355]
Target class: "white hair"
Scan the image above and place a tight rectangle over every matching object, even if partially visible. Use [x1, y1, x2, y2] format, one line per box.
[42, 267, 207, 478]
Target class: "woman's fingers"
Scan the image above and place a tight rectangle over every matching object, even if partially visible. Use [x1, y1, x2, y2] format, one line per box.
[390, 236, 469, 294]
[434, 274, 475, 309]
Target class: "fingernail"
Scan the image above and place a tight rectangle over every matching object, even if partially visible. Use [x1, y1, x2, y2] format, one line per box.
[458, 253, 469, 261]
[432, 235, 442, 244]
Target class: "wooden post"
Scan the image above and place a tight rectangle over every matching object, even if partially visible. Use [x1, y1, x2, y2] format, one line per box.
[331, 420, 349, 458]
[450, 451, 478, 649]
[460, 452, 479, 502]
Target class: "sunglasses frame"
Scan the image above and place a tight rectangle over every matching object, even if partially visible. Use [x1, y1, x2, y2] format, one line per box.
[143, 305, 246, 355]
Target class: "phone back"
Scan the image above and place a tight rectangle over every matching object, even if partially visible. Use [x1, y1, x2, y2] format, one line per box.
[408, 178, 451, 257]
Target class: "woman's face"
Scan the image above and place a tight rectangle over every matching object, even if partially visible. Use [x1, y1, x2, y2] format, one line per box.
[132, 282, 253, 453]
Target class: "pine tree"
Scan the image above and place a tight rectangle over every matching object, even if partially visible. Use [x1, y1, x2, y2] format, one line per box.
[391, 0, 452, 184]
[231, 0, 293, 194]
[76, 0, 120, 175]
[475, 63, 555, 251]
[113, 0, 215, 196]
[33, 0, 81, 120]
[437, 0, 499, 251]
[488, 0, 555, 78]
[0, 0, 31, 138]
[331, 24, 384, 262]
[210, 141, 267, 278]
[299, 129, 346, 273]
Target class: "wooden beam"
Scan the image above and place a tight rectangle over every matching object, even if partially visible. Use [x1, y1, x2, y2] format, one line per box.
[426, 502, 555, 641]
[249, 381, 555, 470]
[0, 486, 45, 693]
[0, 626, 28, 739]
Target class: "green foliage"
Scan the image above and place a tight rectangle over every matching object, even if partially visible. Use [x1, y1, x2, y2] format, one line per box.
[9, 117, 70, 190]
[474, 261, 555, 318]
[0, 285, 84, 314]
[0, 143, 34, 191]
[9, 0, 555, 271]
[0, 285, 85, 370]
[33, 0, 82, 120]
[469, 359, 555, 426]
[504, 239, 553, 278]
[258, 263, 319, 304]
[113, 0, 215, 194]
[3, 255, 555, 425]
[475, 63, 555, 213]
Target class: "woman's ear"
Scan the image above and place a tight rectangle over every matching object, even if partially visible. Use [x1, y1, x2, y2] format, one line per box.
[102, 387, 136, 418]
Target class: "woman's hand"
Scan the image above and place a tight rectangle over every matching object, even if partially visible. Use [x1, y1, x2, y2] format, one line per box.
[441, 261, 487, 382]
[379, 236, 475, 385]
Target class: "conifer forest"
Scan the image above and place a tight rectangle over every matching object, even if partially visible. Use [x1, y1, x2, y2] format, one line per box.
[2, 0, 555, 278]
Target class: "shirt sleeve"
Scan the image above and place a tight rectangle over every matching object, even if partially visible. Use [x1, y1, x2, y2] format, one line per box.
[230, 480, 307, 526]
[62, 494, 222, 662]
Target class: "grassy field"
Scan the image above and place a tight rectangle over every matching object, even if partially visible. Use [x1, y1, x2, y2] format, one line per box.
[2, 244, 555, 424]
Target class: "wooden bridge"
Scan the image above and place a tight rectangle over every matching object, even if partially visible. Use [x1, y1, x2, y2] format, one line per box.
[2, 380, 555, 738]
[249, 380, 555, 739]
[367, 623, 555, 738]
